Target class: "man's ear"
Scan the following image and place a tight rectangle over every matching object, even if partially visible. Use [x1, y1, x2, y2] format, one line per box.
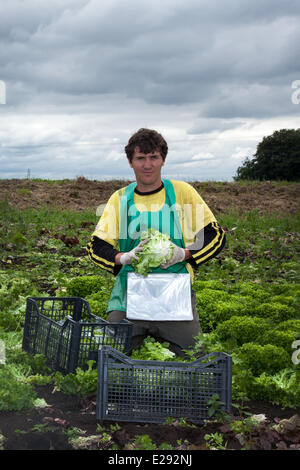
[128, 157, 133, 168]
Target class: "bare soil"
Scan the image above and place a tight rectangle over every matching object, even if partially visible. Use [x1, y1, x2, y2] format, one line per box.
[1, 385, 299, 451]
[0, 177, 299, 216]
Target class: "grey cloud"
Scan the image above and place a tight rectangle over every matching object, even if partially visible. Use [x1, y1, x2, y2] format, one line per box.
[1, 0, 300, 181]
[187, 119, 246, 134]
[201, 82, 300, 119]
[1, 0, 299, 109]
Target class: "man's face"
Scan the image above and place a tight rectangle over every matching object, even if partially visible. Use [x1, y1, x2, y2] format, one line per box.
[129, 147, 165, 190]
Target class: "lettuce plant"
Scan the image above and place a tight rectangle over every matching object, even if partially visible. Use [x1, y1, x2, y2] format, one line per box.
[214, 316, 271, 346]
[254, 302, 297, 322]
[66, 275, 114, 298]
[132, 229, 174, 276]
[261, 330, 299, 353]
[0, 365, 37, 411]
[247, 368, 300, 408]
[130, 336, 176, 361]
[237, 343, 290, 376]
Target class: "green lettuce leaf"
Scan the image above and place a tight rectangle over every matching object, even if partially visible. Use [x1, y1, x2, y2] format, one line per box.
[132, 228, 174, 276]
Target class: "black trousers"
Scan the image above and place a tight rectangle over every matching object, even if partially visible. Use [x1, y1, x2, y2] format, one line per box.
[107, 290, 201, 358]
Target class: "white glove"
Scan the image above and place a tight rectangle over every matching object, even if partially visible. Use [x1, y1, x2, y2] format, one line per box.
[160, 243, 186, 269]
[119, 239, 149, 265]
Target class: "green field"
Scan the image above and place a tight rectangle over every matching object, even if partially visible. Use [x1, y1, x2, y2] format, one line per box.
[0, 186, 299, 412]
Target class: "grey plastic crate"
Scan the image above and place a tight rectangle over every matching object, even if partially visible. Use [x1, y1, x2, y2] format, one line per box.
[97, 346, 232, 424]
[22, 297, 133, 374]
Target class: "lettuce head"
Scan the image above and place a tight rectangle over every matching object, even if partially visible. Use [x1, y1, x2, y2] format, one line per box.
[132, 228, 174, 276]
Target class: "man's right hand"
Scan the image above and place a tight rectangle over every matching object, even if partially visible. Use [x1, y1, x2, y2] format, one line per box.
[116, 239, 148, 265]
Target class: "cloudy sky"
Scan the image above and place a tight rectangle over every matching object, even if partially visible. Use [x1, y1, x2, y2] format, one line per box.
[0, 0, 299, 181]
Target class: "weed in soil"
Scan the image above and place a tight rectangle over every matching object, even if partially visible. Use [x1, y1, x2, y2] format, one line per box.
[0, 385, 300, 450]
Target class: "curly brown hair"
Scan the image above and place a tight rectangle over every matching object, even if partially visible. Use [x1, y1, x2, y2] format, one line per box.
[125, 128, 168, 162]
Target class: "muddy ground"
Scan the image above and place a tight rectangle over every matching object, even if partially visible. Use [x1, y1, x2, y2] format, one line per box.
[0, 178, 300, 451]
[0, 177, 299, 216]
[1, 385, 300, 451]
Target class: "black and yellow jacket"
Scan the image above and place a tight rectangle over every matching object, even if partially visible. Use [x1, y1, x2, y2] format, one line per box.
[87, 180, 226, 280]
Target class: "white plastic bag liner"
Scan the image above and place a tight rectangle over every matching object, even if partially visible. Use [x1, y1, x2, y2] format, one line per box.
[126, 272, 193, 321]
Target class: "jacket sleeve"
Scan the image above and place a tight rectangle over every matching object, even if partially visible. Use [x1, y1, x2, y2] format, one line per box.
[186, 221, 226, 267]
[87, 189, 123, 275]
[87, 235, 122, 276]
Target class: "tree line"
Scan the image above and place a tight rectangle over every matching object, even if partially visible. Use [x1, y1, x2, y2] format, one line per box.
[234, 129, 300, 181]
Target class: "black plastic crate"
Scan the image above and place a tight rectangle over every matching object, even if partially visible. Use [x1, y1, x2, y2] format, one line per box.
[22, 297, 133, 374]
[97, 346, 232, 424]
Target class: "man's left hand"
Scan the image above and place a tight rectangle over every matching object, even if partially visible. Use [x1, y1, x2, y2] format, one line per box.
[160, 243, 186, 269]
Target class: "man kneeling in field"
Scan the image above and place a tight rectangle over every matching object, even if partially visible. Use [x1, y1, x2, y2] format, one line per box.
[88, 128, 226, 357]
